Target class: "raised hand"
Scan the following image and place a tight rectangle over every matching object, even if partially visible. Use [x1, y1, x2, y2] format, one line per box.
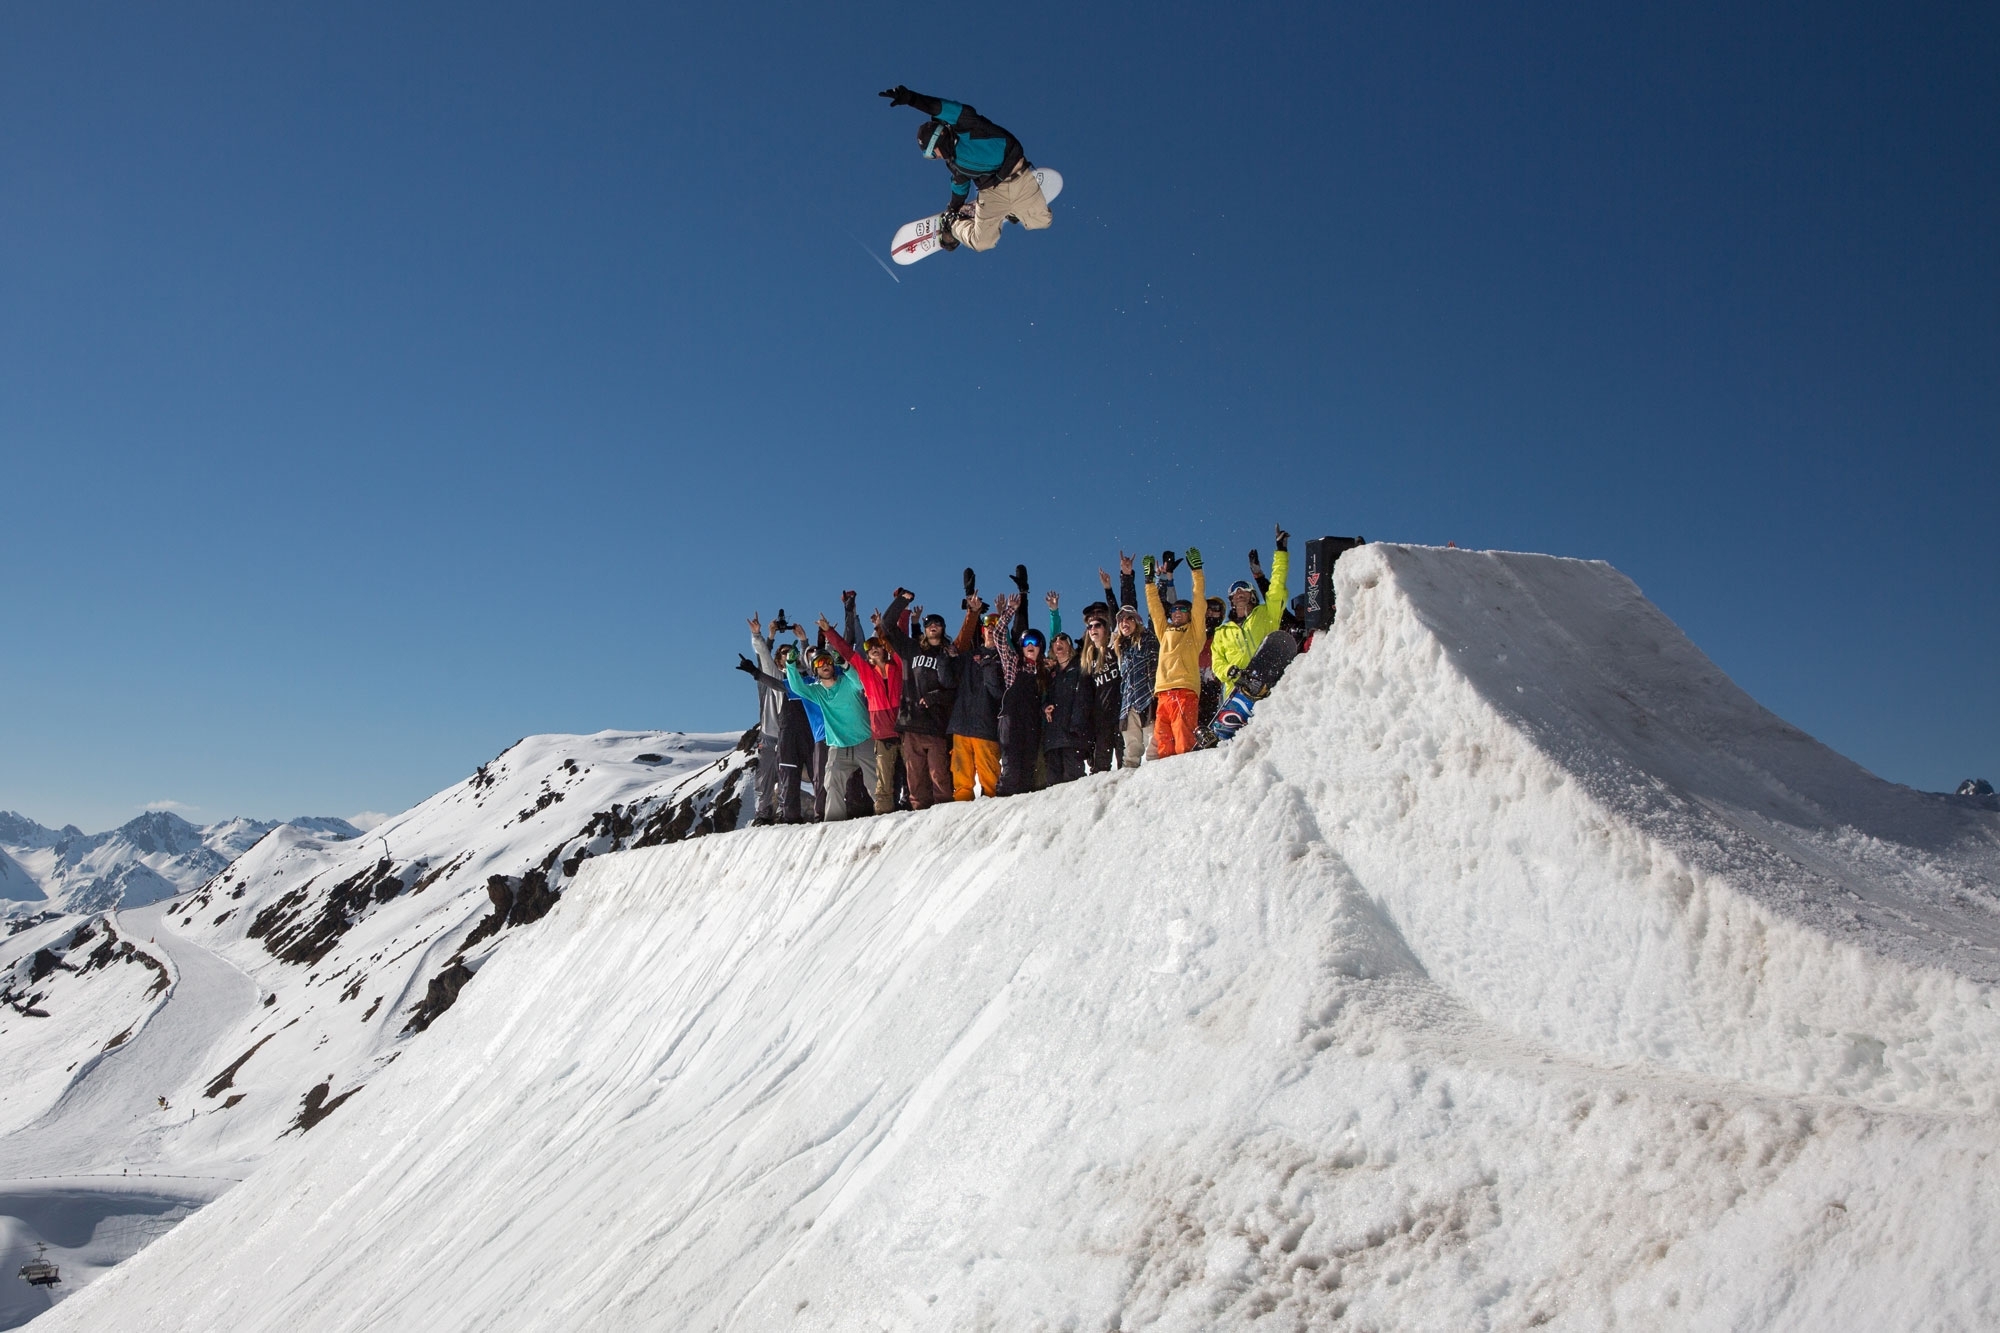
[1185, 546, 1202, 571]
[1119, 551, 1135, 576]
[893, 586, 915, 603]
[1045, 590, 1060, 610]
[1098, 567, 1113, 588]
[879, 85, 915, 106]
[748, 614, 762, 635]
[1274, 523, 1290, 552]
[1142, 554, 1156, 581]
[816, 613, 834, 633]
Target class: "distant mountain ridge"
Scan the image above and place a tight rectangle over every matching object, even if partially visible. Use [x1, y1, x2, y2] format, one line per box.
[0, 810, 364, 914]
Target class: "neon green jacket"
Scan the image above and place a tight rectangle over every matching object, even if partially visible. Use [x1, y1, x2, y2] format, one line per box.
[1210, 550, 1289, 697]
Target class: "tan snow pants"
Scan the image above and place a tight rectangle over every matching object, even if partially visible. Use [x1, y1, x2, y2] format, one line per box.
[949, 164, 1052, 253]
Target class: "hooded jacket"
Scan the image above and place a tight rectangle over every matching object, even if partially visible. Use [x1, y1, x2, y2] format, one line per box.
[1042, 655, 1092, 752]
[748, 629, 786, 742]
[783, 658, 873, 749]
[880, 594, 958, 738]
[945, 604, 1004, 742]
[826, 627, 904, 741]
[1144, 566, 1207, 696]
[906, 92, 1027, 206]
[1211, 549, 1290, 697]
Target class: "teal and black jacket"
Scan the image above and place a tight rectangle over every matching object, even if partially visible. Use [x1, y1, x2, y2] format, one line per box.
[909, 92, 1026, 203]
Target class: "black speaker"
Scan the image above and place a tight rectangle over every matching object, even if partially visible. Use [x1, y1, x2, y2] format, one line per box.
[1302, 536, 1366, 630]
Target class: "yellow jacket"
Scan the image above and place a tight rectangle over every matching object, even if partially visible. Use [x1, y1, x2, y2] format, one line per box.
[1144, 565, 1206, 695]
[1210, 549, 1289, 697]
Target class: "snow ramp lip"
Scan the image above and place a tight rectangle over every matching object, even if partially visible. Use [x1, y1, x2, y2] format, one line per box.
[1278, 542, 2000, 1112]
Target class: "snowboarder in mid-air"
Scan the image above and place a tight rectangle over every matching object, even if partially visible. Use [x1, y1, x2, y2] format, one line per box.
[879, 85, 1051, 253]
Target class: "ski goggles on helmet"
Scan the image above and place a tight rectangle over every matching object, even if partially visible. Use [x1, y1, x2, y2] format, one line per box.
[1229, 580, 1255, 595]
[1020, 629, 1046, 650]
[920, 120, 949, 158]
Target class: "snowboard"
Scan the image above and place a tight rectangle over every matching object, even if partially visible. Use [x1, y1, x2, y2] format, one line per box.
[1211, 631, 1300, 742]
[890, 167, 1063, 266]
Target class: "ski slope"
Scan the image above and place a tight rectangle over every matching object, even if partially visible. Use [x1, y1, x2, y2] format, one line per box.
[0, 730, 750, 1324]
[34, 546, 2000, 1330]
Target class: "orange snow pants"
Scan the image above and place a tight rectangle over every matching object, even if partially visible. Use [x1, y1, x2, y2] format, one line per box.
[951, 736, 1001, 800]
[1155, 689, 1199, 758]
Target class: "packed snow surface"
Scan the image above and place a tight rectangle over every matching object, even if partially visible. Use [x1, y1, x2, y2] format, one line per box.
[0, 731, 748, 1325]
[33, 546, 2000, 1330]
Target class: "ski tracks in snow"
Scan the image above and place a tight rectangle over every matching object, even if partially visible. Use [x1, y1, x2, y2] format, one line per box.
[0, 903, 259, 1178]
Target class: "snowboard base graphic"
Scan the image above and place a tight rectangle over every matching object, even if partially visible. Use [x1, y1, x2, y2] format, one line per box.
[891, 167, 1063, 266]
[1211, 631, 1301, 742]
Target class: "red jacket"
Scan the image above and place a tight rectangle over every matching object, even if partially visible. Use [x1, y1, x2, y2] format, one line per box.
[826, 629, 904, 740]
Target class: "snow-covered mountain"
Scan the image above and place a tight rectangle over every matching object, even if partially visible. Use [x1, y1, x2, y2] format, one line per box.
[0, 729, 751, 1327]
[0, 811, 367, 916]
[13, 545, 2000, 1330]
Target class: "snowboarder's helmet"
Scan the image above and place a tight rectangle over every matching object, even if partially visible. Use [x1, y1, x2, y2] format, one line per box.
[1171, 599, 1193, 619]
[919, 119, 954, 158]
[1021, 628, 1046, 651]
[922, 612, 947, 629]
[1229, 580, 1255, 596]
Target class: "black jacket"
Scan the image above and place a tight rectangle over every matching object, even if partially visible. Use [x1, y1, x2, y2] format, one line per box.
[881, 594, 957, 737]
[1042, 659, 1092, 751]
[948, 648, 1003, 741]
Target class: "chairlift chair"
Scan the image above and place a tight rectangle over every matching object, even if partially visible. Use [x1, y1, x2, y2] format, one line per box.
[18, 1243, 59, 1287]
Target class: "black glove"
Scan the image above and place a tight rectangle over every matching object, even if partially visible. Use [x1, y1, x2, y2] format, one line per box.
[1011, 564, 1030, 594]
[1248, 548, 1263, 571]
[735, 655, 759, 676]
[1159, 550, 1181, 576]
[1274, 525, 1290, 553]
[1142, 554, 1156, 582]
[879, 85, 914, 106]
[962, 567, 978, 609]
[1185, 547, 1202, 571]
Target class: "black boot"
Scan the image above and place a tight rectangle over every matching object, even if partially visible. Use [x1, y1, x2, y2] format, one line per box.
[936, 212, 960, 251]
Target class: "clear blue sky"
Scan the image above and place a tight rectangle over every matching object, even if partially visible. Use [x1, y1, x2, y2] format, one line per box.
[3, 1, 1995, 832]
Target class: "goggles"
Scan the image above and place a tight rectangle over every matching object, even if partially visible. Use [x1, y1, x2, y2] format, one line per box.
[921, 122, 947, 158]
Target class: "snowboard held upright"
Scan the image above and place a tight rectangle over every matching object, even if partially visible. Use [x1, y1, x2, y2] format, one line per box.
[1210, 631, 1300, 742]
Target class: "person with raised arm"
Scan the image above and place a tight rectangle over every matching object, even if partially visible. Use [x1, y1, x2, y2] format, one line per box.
[991, 592, 1047, 796]
[782, 616, 879, 822]
[1212, 523, 1293, 700]
[879, 587, 958, 810]
[1142, 545, 1207, 758]
[826, 602, 906, 816]
[946, 590, 1005, 799]
[738, 614, 818, 823]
